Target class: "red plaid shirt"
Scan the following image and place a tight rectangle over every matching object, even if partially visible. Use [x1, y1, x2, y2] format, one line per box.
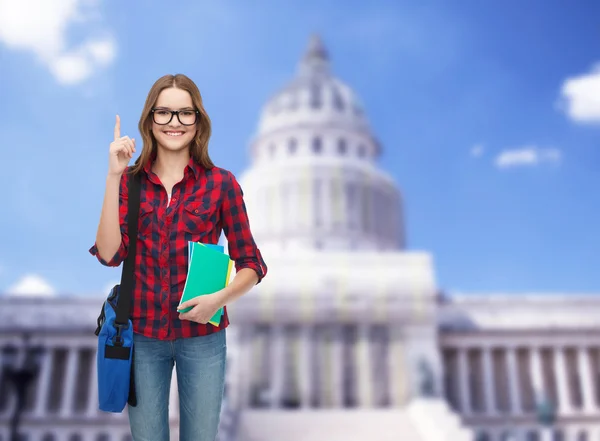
[89, 156, 267, 340]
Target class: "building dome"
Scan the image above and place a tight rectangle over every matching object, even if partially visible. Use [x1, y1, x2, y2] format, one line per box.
[239, 34, 405, 254]
[255, 34, 376, 152]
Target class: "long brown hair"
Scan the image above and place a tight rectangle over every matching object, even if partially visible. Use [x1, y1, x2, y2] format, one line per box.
[130, 74, 214, 174]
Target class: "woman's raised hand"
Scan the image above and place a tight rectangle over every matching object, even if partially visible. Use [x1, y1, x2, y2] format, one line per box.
[108, 115, 136, 176]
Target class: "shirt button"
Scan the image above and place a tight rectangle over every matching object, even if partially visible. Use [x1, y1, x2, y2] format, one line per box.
[172, 197, 177, 202]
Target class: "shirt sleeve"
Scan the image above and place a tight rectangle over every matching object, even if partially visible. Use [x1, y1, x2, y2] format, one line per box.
[89, 172, 129, 267]
[222, 171, 267, 284]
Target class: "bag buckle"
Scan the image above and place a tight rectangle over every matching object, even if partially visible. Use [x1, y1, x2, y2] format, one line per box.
[112, 321, 129, 347]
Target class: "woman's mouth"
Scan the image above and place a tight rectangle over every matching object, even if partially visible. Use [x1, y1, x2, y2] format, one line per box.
[164, 131, 184, 137]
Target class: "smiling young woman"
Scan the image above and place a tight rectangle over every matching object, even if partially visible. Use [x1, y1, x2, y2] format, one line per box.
[89, 73, 267, 441]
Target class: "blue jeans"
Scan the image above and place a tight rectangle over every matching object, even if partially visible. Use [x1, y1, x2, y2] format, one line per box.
[127, 329, 227, 441]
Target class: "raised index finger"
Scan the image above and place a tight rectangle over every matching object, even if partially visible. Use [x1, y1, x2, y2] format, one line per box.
[114, 114, 121, 141]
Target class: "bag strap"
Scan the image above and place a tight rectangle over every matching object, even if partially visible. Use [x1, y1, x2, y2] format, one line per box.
[115, 171, 142, 327]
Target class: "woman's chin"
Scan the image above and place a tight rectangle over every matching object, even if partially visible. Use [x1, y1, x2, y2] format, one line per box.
[158, 137, 192, 152]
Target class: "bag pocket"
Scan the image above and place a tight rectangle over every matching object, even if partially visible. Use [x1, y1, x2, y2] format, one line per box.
[96, 300, 135, 413]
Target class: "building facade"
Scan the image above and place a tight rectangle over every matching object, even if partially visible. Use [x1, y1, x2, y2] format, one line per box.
[1, 35, 599, 441]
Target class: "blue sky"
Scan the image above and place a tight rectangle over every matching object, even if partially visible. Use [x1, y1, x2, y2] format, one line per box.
[0, 0, 598, 296]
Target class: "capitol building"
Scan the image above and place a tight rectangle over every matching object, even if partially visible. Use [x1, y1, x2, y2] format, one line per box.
[1, 35, 599, 441]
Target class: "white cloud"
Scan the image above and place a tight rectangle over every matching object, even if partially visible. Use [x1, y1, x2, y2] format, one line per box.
[6, 274, 56, 297]
[494, 146, 561, 169]
[471, 144, 484, 158]
[50, 52, 93, 85]
[559, 63, 600, 124]
[48, 37, 116, 85]
[0, 0, 116, 85]
[84, 37, 116, 66]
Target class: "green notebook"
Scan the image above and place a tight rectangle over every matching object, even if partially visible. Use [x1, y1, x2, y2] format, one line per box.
[178, 242, 233, 326]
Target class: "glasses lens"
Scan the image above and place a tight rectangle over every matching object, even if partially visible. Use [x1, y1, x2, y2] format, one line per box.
[153, 110, 172, 125]
[178, 110, 197, 126]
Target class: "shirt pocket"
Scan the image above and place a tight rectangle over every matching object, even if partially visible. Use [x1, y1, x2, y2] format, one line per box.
[181, 200, 217, 239]
[137, 202, 155, 239]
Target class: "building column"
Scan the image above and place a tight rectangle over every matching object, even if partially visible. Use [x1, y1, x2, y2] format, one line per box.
[321, 177, 330, 229]
[291, 181, 300, 230]
[457, 347, 472, 414]
[60, 347, 80, 417]
[332, 170, 345, 228]
[35, 346, 55, 418]
[505, 346, 522, 414]
[577, 346, 596, 414]
[332, 326, 344, 407]
[481, 346, 496, 415]
[530, 346, 545, 406]
[387, 327, 407, 406]
[540, 427, 553, 441]
[362, 175, 375, 235]
[299, 326, 314, 408]
[346, 182, 358, 231]
[86, 349, 99, 417]
[240, 327, 253, 408]
[553, 347, 572, 415]
[270, 325, 285, 408]
[301, 166, 313, 229]
[356, 325, 373, 407]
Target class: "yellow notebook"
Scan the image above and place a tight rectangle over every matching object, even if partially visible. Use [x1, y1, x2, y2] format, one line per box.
[178, 242, 233, 326]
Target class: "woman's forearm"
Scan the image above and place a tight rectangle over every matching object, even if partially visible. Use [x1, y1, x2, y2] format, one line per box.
[216, 268, 259, 306]
[95, 173, 123, 262]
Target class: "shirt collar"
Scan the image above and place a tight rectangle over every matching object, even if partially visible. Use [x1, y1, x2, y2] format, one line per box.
[143, 149, 201, 180]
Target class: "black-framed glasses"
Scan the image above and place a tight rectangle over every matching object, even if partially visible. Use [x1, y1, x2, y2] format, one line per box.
[151, 108, 199, 126]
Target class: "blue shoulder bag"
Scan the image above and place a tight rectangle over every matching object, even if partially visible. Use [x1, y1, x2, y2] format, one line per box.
[94, 171, 141, 412]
